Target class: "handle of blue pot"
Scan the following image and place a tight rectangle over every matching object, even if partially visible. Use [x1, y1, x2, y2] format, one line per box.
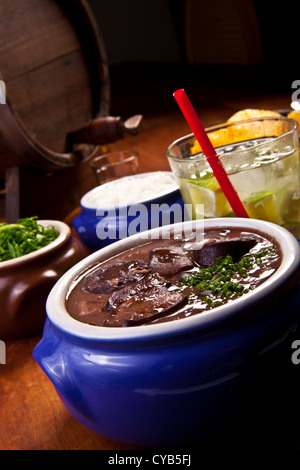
[32, 320, 81, 396]
[33, 320, 94, 422]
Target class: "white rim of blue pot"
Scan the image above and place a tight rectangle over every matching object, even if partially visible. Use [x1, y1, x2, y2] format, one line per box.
[46, 218, 300, 341]
[80, 171, 179, 210]
[0, 220, 70, 269]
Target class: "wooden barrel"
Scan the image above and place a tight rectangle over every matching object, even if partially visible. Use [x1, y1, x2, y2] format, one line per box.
[0, 0, 110, 179]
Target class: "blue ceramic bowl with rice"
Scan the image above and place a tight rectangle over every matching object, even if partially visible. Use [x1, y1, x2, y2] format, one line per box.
[72, 171, 185, 251]
[33, 217, 300, 448]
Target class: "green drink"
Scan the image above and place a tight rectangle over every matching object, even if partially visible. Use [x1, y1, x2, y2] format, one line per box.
[167, 117, 300, 237]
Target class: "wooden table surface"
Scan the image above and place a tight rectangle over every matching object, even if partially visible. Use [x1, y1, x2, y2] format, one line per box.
[1, 81, 300, 452]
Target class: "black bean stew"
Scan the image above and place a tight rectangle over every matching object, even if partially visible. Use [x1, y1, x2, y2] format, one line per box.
[66, 228, 281, 327]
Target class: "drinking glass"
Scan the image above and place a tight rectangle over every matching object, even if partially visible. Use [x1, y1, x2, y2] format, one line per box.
[90, 150, 139, 185]
[167, 117, 300, 237]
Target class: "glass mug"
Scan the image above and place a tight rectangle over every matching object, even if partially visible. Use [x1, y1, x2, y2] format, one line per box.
[167, 117, 300, 237]
[90, 150, 139, 185]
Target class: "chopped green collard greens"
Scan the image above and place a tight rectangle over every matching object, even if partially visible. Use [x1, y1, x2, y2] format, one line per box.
[0, 216, 59, 261]
[181, 249, 275, 308]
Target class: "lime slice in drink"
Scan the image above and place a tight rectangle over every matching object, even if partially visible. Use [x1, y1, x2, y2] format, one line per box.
[187, 177, 231, 218]
[187, 183, 215, 218]
[244, 191, 282, 224]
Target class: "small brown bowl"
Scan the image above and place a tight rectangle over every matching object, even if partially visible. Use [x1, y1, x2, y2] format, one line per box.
[0, 220, 90, 340]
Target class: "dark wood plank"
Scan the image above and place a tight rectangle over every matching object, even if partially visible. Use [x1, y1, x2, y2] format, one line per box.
[0, 0, 82, 81]
[0, 336, 136, 450]
[8, 51, 94, 153]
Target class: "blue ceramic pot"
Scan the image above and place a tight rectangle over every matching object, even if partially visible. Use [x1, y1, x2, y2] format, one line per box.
[33, 218, 300, 447]
[72, 171, 185, 252]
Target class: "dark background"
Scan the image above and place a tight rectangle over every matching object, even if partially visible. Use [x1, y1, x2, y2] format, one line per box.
[87, 0, 299, 117]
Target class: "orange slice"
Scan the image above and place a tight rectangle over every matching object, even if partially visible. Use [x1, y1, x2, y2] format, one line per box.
[191, 109, 283, 154]
[227, 109, 282, 123]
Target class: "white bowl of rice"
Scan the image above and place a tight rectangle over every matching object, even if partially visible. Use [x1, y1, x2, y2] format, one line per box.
[81, 171, 179, 208]
[72, 171, 185, 251]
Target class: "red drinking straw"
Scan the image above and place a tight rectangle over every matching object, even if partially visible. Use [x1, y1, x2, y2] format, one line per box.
[173, 88, 249, 218]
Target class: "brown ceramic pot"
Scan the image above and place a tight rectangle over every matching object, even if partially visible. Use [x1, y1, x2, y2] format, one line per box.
[0, 220, 90, 341]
